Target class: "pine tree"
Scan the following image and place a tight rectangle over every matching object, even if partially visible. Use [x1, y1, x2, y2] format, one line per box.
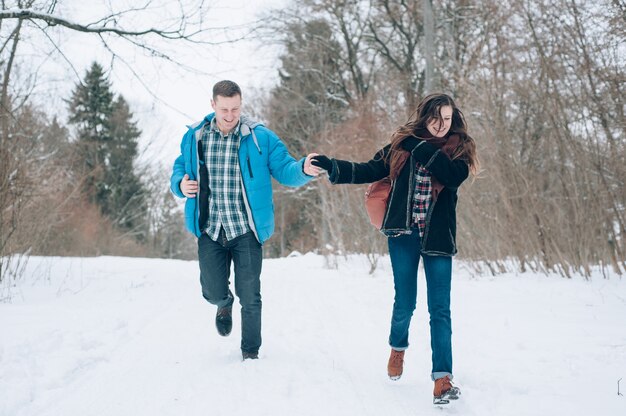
[107, 95, 147, 239]
[269, 18, 348, 154]
[68, 62, 114, 207]
[265, 18, 351, 256]
[68, 62, 147, 240]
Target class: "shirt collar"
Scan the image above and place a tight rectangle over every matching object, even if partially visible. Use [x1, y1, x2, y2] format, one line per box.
[209, 117, 241, 137]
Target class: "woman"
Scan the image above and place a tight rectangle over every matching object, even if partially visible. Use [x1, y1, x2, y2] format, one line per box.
[311, 93, 479, 405]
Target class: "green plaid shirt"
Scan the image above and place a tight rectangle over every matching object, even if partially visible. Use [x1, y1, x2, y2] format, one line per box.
[201, 118, 251, 241]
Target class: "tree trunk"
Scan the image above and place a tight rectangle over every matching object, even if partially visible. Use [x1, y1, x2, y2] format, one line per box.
[422, 0, 435, 93]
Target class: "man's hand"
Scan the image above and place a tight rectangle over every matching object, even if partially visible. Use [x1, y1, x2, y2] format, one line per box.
[180, 174, 198, 198]
[304, 153, 321, 176]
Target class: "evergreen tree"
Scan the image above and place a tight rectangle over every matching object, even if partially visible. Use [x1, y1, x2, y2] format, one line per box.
[108, 95, 147, 239]
[269, 18, 348, 154]
[68, 62, 147, 240]
[264, 18, 351, 256]
[68, 62, 114, 206]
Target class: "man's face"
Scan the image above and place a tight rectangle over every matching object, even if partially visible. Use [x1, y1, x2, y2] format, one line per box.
[211, 94, 242, 134]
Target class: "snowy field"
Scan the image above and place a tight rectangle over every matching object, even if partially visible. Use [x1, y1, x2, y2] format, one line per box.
[1, 254, 625, 416]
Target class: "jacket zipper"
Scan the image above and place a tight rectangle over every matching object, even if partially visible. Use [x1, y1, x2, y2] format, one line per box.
[194, 129, 204, 236]
[405, 154, 416, 229]
[247, 156, 254, 178]
[239, 160, 260, 243]
[421, 196, 437, 250]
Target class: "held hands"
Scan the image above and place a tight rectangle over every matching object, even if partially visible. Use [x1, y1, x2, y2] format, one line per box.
[303, 153, 333, 176]
[311, 155, 332, 172]
[304, 153, 321, 176]
[180, 174, 198, 198]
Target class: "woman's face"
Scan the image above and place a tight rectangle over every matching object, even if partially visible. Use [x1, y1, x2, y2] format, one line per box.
[426, 105, 453, 138]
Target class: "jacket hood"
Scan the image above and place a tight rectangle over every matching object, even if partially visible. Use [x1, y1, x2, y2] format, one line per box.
[240, 114, 264, 135]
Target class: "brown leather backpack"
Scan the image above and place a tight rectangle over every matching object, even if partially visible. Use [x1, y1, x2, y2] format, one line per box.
[364, 149, 409, 230]
[364, 177, 391, 229]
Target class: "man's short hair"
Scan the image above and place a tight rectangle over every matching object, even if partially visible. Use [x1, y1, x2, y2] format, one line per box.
[213, 80, 242, 101]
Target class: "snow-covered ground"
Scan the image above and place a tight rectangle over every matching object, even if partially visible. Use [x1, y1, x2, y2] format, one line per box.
[1, 254, 625, 416]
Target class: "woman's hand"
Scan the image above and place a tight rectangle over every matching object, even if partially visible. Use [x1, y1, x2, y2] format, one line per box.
[400, 137, 421, 151]
[311, 155, 333, 171]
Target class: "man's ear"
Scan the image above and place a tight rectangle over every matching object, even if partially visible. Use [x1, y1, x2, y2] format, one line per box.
[210, 99, 216, 111]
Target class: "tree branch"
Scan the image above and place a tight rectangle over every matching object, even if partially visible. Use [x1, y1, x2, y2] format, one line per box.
[1, 9, 269, 45]
[1, 9, 189, 38]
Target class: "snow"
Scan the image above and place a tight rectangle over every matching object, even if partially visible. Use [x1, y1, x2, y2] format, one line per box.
[1, 254, 625, 416]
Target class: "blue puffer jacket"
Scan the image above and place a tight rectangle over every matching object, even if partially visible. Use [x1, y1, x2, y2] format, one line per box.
[170, 113, 312, 244]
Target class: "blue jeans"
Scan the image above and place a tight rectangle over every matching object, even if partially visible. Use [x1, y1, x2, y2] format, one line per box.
[388, 229, 453, 381]
[198, 229, 263, 354]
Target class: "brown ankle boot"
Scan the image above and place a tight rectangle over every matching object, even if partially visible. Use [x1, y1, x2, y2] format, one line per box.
[387, 349, 404, 380]
[433, 375, 461, 405]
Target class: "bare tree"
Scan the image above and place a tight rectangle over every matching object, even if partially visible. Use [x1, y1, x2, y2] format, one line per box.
[456, 0, 625, 277]
[366, 0, 425, 112]
[264, 0, 625, 277]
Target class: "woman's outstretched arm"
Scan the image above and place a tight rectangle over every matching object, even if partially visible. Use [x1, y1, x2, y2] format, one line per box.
[312, 149, 389, 185]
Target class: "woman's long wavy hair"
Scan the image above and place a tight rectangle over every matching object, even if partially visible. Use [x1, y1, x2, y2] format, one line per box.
[386, 93, 480, 179]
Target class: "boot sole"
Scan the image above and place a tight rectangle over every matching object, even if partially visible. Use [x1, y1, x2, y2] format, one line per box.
[215, 320, 232, 336]
[433, 391, 461, 406]
[433, 397, 458, 406]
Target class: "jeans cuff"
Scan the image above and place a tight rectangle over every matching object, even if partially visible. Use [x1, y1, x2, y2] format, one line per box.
[432, 371, 452, 381]
[216, 291, 234, 309]
[389, 345, 408, 351]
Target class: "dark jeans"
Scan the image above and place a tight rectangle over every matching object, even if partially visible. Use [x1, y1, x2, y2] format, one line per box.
[198, 229, 263, 354]
[387, 228, 453, 381]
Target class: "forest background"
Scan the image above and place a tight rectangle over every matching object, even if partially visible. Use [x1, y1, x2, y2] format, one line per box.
[1, 0, 624, 285]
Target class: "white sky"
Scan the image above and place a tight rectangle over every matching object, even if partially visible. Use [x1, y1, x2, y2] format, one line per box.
[14, 0, 289, 167]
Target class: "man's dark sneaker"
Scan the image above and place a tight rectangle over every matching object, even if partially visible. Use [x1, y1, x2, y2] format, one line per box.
[215, 296, 233, 337]
[242, 351, 259, 360]
[433, 375, 461, 405]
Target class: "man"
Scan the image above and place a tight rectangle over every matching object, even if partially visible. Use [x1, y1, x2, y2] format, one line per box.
[170, 80, 320, 360]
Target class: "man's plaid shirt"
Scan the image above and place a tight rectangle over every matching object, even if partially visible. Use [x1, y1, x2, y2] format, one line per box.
[411, 163, 433, 239]
[201, 118, 251, 241]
